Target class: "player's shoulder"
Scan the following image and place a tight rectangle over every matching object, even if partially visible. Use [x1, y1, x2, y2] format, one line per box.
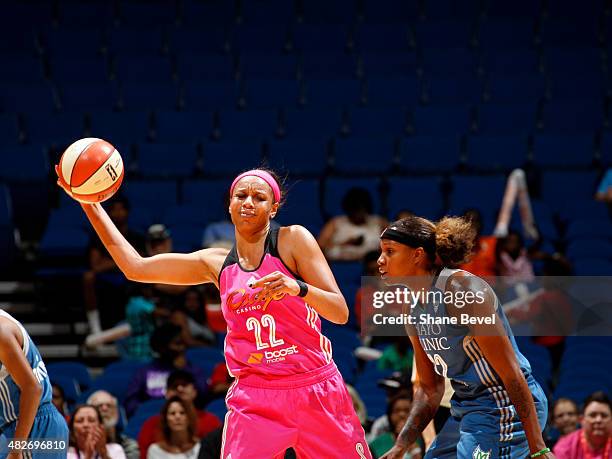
[279, 224, 315, 242]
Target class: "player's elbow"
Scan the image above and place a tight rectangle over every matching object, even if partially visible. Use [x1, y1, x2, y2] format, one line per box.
[123, 256, 147, 282]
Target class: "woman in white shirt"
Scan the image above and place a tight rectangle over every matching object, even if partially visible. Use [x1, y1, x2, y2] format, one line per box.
[67, 405, 127, 459]
[147, 396, 200, 459]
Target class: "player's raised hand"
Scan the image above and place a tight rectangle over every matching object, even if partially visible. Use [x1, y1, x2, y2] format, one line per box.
[54, 164, 74, 197]
[250, 271, 301, 297]
[379, 444, 408, 459]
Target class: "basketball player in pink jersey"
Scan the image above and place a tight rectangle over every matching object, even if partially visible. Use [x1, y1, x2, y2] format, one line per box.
[56, 167, 371, 459]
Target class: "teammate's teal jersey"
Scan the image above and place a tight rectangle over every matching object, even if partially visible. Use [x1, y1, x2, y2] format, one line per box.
[0, 310, 53, 429]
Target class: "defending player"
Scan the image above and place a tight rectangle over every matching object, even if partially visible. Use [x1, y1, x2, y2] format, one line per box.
[0, 310, 69, 459]
[376, 216, 553, 459]
[57, 168, 371, 459]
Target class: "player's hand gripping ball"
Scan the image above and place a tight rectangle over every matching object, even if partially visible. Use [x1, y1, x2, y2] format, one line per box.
[56, 138, 124, 203]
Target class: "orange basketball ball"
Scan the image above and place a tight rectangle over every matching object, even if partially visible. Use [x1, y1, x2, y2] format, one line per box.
[58, 138, 124, 203]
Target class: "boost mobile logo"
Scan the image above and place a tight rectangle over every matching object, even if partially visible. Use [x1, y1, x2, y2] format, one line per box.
[248, 345, 299, 364]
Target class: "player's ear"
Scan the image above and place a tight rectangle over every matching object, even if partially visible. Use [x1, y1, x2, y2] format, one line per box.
[413, 247, 426, 266]
[270, 201, 279, 219]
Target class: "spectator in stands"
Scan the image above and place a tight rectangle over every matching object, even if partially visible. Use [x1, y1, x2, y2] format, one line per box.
[171, 287, 215, 347]
[146, 396, 200, 459]
[552, 398, 580, 440]
[67, 404, 127, 459]
[377, 336, 412, 373]
[346, 384, 368, 427]
[496, 230, 535, 283]
[554, 391, 611, 458]
[51, 383, 70, 422]
[354, 250, 383, 329]
[368, 390, 422, 459]
[318, 187, 387, 261]
[87, 390, 139, 459]
[196, 426, 297, 459]
[595, 168, 612, 204]
[123, 292, 157, 361]
[138, 370, 221, 458]
[124, 323, 208, 417]
[459, 209, 497, 278]
[202, 192, 235, 249]
[83, 195, 146, 334]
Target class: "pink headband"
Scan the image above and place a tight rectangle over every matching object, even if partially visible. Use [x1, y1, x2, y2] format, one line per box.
[230, 170, 281, 203]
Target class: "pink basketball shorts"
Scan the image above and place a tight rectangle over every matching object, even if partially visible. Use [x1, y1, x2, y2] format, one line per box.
[220, 362, 372, 459]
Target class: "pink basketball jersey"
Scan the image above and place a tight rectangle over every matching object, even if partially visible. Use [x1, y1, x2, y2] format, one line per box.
[219, 227, 333, 378]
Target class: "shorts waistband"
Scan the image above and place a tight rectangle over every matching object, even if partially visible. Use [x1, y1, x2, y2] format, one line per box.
[0, 402, 56, 433]
[238, 362, 338, 389]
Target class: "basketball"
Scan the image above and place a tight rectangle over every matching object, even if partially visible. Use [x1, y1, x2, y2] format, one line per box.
[58, 138, 124, 203]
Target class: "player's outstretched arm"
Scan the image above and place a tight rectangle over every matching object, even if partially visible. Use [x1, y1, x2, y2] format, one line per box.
[381, 335, 444, 459]
[0, 321, 42, 453]
[448, 273, 555, 459]
[78, 202, 226, 286]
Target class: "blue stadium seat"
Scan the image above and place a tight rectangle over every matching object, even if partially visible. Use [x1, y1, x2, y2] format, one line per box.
[42, 28, 104, 56]
[154, 110, 213, 143]
[230, 25, 290, 53]
[543, 47, 603, 77]
[4, 3, 53, 28]
[387, 177, 445, 221]
[419, 48, 478, 77]
[572, 258, 612, 275]
[182, 179, 230, 221]
[106, 27, 166, 56]
[360, 0, 419, 23]
[0, 185, 13, 226]
[450, 175, 507, 216]
[113, 56, 174, 83]
[413, 21, 474, 48]
[120, 82, 180, 111]
[541, 100, 604, 133]
[186, 346, 224, 364]
[480, 49, 541, 77]
[118, 1, 177, 26]
[168, 225, 204, 253]
[100, 359, 148, 380]
[180, 0, 236, 25]
[50, 376, 80, 404]
[282, 108, 344, 138]
[0, 145, 49, 181]
[90, 111, 152, 145]
[411, 105, 472, 136]
[541, 171, 599, 207]
[484, 0, 542, 18]
[0, 83, 58, 114]
[57, 1, 115, 26]
[423, 76, 483, 105]
[332, 138, 396, 174]
[466, 135, 528, 171]
[477, 102, 538, 135]
[162, 205, 210, 235]
[399, 136, 461, 172]
[532, 133, 595, 167]
[347, 107, 408, 137]
[299, 0, 356, 25]
[364, 77, 421, 108]
[202, 140, 264, 176]
[0, 56, 46, 83]
[266, 138, 329, 176]
[566, 218, 612, 240]
[217, 109, 279, 140]
[538, 19, 600, 47]
[487, 75, 547, 103]
[205, 398, 227, 421]
[167, 26, 230, 54]
[276, 179, 324, 233]
[421, 0, 481, 19]
[238, 53, 298, 79]
[130, 398, 165, 422]
[49, 56, 110, 84]
[358, 51, 418, 78]
[304, 79, 363, 107]
[477, 19, 536, 49]
[25, 112, 85, 146]
[354, 25, 412, 52]
[182, 81, 241, 111]
[559, 199, 610, 221]
[244, 79, 302, 109]
[566, 239, 612, 261]
[239, 0, 296, 23]
[123, 180, 179, 210]
[137, 143, 199, 178]
[548, 73, 606, 101]
[0, 114, 21, 145]
[39, 225, 89, 259]
[299, 52, 358, 79]
[323, 177, 383, 217]
[47, 362, 92, 391]
[57, 82, 118, 111]
[293, 24, 350, 52]
[176, 53, 236, 81]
